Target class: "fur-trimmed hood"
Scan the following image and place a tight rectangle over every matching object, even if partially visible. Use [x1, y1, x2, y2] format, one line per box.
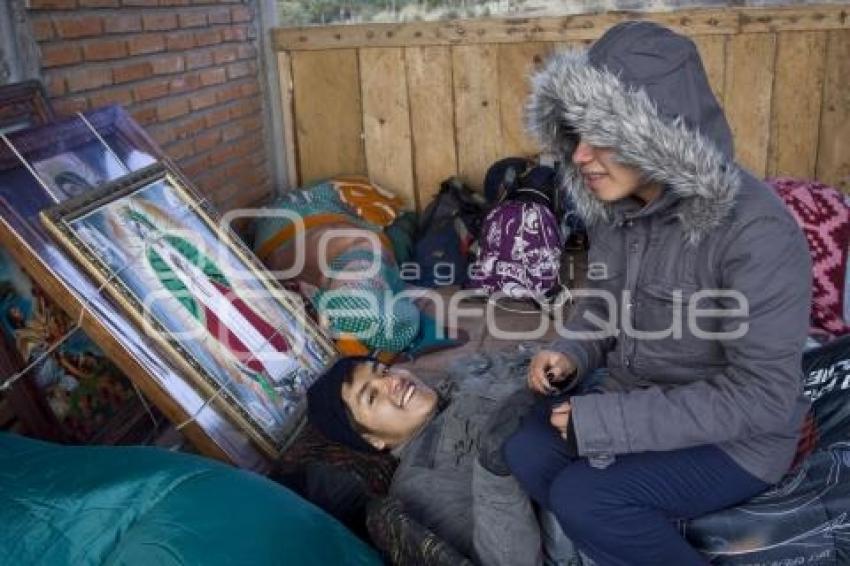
[527, 21, 740, 243]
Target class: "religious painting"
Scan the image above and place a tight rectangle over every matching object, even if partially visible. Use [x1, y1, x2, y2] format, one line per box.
[41, 163, 336, 457]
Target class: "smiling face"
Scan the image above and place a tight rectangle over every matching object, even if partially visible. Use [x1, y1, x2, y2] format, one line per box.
[340, 361, 439, 451]
[572, 140, 661, 204]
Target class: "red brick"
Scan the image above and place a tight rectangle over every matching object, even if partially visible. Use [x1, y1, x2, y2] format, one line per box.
[182, 156, 208, 178]
[150, 126, 176, 146]
[133, 80, 169, 102]
[143, 13, 178, 31]
[222, 26, 248, 42]
[88, 88, 133, 109]
[215, 84, 242, 104]
[151, 54, 185, 75]
[208, 8, 231, 25]
[231, 6, 253, 23]
[40, 44, 82, 68]
[29, 0, 77, 9]
[113, 61, 154, 84]
[66, 67, 113, 92]
[199, 67, 226, 87]
[229, 98, 259, 119]
[185, 50, 212, 70]
[189, 89, 218, 112]
[173, 116, 206, 139]
[168, 73, 201, 94]
[83, 39, 128, 62]
[204, 106, 231, 128]
[79, 0, 119, 6]
[227, 61, 254, 80]
[131, 106, 157, 126]
[127, 34, 166, 56]
[178, 12, 207, 28]
[222, 122, 245, 143]
[240, 82, 259, 97]
[45, 75, 67, 98]
[53, 97, 89, 115]
[236, 44, 256, 60]
[104, 14, 142, 34]
[194, 29, 221, 47]
[166, 139, 194, 160]
[166, 32, 195, 51]
[31, 19, 55, 42]
[158, 98, 190, 121]
[213, 46, 238, 65]
[55, 16, 104, 39]
[194, 130, 222, 153]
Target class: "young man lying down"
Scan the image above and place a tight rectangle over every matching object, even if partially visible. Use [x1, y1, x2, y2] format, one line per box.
[306, 351, 544, 566]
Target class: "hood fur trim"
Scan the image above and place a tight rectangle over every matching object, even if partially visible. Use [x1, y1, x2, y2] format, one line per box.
[527, 50, 740, 244]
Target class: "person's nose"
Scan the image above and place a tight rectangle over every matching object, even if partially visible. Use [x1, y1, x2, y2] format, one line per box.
[572, 140, 594, 166]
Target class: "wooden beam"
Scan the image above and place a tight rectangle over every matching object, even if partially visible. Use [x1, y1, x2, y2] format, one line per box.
[273, 5, 849, 51]
[767, 31, 828, 179]
[360, 48, 416, 208]
[290, 49, 367, 184]
[405, 46, 457, 211]
[276, 51, 300, 190]
[724, 32, 777, 178]
[817, 29, 850, 192]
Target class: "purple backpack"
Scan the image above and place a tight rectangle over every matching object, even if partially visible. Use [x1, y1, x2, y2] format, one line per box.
[467, 200, 562, 299]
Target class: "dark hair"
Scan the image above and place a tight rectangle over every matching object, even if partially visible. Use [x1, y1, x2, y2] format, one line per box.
[306, 356, 380, 453]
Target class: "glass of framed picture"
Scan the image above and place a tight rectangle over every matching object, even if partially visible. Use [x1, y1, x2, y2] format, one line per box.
[0, 107, 322, 469]
[40, 164, 337, 459]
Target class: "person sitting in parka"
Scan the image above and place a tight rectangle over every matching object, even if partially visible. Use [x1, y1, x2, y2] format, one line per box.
[306, 351, 548, 566]
[503, 21, 813, 566]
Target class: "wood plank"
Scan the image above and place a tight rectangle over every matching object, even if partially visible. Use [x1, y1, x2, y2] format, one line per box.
[767, 31, 828, 179]
[817, 29, 850, 193]
[498, 42, 554, 158]
[359, 48, 416, 208]
[724, 33, 776, 178]
[291, 49, 366, 184]
[692, 34, 726, 106]
[453, 44, 502, 190]
[273, 5, 850, 51]
[276, 51, 300, 189]
[405, 46, 457, 211]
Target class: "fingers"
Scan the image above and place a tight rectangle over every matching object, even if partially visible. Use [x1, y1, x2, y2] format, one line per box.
[549, 410, 571, 439]
[528, 351, 576, 395]
[528, 352, 555, 395]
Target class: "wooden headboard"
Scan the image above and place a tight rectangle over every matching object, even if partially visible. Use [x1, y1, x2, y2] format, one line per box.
[273, 5, 850, 210]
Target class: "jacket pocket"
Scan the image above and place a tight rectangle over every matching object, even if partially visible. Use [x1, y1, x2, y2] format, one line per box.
[634, 279, 704, 355]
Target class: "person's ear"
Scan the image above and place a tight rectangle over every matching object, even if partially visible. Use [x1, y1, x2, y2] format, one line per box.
[363, 433, 387, 451]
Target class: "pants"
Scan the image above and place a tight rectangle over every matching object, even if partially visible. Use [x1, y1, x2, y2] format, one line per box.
[503, 400, 768, 566]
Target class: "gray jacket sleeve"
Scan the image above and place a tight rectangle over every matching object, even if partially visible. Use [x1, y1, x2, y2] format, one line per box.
[570, 217, 812, 457]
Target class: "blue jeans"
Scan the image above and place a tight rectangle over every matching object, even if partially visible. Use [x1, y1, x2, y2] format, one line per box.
[504, 399, 768, 566]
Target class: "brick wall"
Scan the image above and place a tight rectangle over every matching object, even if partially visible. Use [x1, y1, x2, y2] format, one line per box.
[26, 0, 274, 213]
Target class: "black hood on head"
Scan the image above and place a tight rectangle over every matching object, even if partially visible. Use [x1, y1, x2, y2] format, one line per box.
[527, 21, 740, 243]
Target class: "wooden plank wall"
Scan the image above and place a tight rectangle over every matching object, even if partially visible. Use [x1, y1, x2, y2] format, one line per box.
[274, 5, 850, 210]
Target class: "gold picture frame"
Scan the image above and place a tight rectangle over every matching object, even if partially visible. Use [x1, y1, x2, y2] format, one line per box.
[41, 162, 337, 459]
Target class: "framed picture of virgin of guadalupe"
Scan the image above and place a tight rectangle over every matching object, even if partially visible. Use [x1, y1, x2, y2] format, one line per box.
[40, 163, 337, 459]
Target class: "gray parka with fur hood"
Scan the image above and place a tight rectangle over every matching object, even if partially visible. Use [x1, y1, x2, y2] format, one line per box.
[532, 22, 812, 483]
